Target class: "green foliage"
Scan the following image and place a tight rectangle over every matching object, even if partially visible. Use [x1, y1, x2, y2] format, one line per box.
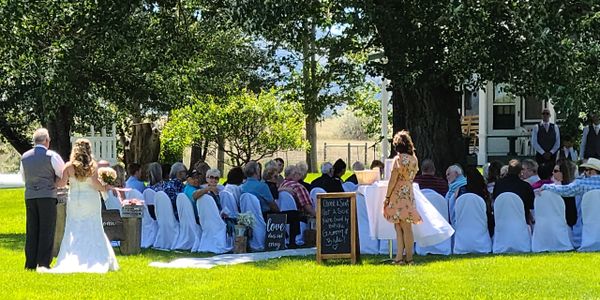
[162, 89, 307, 166]
[2, 188, 600, 298]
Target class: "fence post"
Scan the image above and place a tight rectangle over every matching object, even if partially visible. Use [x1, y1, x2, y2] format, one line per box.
[364, 143, 368, 165]
[324, 142, 327, 162]
[347, 143, 351, 164]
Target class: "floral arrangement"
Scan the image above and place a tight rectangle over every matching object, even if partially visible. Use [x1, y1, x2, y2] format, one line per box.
[97, 167, 117, 186]
[237, 212, 255, 227]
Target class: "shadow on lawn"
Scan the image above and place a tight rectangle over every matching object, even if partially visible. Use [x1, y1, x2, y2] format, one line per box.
[0, 233, 25, 251]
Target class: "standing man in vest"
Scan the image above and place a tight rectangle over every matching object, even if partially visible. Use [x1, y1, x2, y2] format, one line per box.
[580, 113, 600, 160]
[531, 108, 560, 165]
[20, 128, 65, 270]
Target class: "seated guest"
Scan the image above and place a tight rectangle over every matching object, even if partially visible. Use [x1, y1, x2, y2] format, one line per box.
[263, 165, 281, 200]
[224, 166, 244, 186]
[183, 169, 201, 223]
[531, 163, 554, 190]
[551, 159, 578, 227]
[193, 160, 211, 185]
[521, 159, 540, 185]
[345, 161, 365, 185]
[485, 161, 503, 194]
[241, 161, 279, 214]
[279, 165, 316, 248]
[296, 161, 313, 191]
[542, 157, 600, 198]
[370, 159, 385, 179]
[111, 164, 127, 200]
[274, 157, 285, 184]
[330, 159, 346, 192]
[414, 159, 448, 195]
[163, 162, 188, 219]
[465, 165, 493, 236]
[493, 159, 535, 225]
[311, 162, 343, 192]
[500, 165, 509, 178]
[125, 163, 146, 194]
[146, 162, 165, 219]
[445, 164, 468, 201]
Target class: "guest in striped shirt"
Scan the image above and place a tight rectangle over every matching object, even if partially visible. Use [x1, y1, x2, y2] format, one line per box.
[542, 158, 600, 197]
[414, 159, 448, 196]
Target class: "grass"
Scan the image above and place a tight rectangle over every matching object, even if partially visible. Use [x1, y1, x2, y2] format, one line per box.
[2, 188, 600, 299]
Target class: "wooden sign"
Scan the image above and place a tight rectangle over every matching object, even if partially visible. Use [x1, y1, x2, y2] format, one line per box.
[102, 209, 124, 241]
[265, 213, 287, 251]
[316, 192, 360, 264]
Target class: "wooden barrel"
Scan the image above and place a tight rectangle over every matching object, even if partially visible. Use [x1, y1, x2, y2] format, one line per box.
[120, 217, 141, 255]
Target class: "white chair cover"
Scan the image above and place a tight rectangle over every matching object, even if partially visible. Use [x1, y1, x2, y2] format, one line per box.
[219, 190, 240, 219]
[309, 187, 326, 209]
[143, 188, 156, 206]
[493, 192, 531, 253]
[453, 193, 491, 254]
[342, 181, 358, 192]
[153, 191, 180, 250]
[277, 191, 298, 211]
[355, 192, 380, 254]
[531, 191, 574, 252]
[193, 195, 229, 254]
[239, 193, 266, 251]
[579, 190, 600, 252]
[105, 190, 122, 211]
[224, 184, 242, 204]
[572, 195, 583, 248]
[173, 193, 201, 250]
[128, 189, 157, 248]
[416, 190, 452, 255]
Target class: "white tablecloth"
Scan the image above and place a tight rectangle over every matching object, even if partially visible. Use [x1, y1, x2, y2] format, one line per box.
[357, 180, 396, 240]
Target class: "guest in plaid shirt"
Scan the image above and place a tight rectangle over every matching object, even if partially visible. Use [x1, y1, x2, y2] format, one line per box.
[279, 165, 315, 217]
[542, 158, 600, 197]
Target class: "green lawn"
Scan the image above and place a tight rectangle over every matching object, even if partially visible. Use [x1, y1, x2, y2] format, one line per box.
[1, 188, 600, 299]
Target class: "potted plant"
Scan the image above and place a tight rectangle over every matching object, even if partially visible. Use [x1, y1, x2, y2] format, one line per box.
[235, 212, 255, 237]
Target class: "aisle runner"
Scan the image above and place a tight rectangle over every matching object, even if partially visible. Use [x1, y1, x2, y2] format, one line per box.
[149, 248, 316, 269]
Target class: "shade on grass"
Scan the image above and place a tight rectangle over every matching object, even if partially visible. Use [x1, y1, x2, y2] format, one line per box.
[1, 188, 599, 298]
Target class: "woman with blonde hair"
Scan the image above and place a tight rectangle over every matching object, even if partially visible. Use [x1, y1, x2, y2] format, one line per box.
[41, 138, 118, 273]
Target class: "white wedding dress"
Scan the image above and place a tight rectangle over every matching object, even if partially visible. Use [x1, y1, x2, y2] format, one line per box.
[41, 177, 119, 273]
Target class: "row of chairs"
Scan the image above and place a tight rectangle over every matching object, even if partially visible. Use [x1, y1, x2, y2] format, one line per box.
[417, 190, 600, 255]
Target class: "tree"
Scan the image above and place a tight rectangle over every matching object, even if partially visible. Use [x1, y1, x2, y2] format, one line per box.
[205, 0, 371, 171]
[162, 89, 307, 166]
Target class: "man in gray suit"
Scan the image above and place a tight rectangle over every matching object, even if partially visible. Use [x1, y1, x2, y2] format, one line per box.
[20, 128, 65, 270]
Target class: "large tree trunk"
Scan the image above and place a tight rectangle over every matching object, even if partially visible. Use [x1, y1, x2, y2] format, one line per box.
[0, 119, 32, 155]
[127, 123, 160, 166]
[391, 84, 466, 175]
[46, 106, 73, 161]
[305, 116, 318, 173]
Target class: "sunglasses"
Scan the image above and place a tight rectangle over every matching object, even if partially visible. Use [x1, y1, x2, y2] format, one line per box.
[207, 176, 220, 180]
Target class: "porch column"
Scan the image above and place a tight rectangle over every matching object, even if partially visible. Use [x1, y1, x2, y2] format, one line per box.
[477, 88, 488, 165]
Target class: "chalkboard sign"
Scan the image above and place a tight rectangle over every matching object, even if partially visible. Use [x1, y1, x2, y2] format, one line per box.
[265, 214, 287, 251]
[102, 209, 124, 241]
[316, 192, 360, 264]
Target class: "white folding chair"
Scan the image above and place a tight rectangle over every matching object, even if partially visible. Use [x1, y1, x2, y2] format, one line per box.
[416, 190, 452, 255]
[219, 190, 240, 219]
[239, 193, 266, 251]
[493, 192, 531, 253]
[342, 181, 358, 192]
[193, 195, 228, 254]
[105, 190, 122, 211]
[173, 193, 201, 251]
[453, 193, 491, 254]
[277, 191, 299, 245]
[579, 190, 600, 252]
[310, 187, 326, 209]
[531, 191, 574, 252]
[153, 191, 180, 250]
[134, 189, 157, 248]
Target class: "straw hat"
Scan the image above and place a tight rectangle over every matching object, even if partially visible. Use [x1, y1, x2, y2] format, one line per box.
[580, 158, 600, 172]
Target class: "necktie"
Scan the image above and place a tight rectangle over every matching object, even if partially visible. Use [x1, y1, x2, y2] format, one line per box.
[544, 123, 549, 132]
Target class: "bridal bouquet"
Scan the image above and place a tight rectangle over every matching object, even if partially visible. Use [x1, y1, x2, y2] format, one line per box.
[97, 167, 117, 186]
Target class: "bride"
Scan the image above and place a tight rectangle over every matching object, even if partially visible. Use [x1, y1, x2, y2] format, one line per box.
[39, 138, 118, 273]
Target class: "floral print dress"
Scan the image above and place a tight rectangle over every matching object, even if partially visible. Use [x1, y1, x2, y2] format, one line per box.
[383, 153, 422, 224]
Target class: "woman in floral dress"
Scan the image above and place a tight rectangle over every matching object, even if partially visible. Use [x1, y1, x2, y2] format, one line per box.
[384, 130, 422, 265]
